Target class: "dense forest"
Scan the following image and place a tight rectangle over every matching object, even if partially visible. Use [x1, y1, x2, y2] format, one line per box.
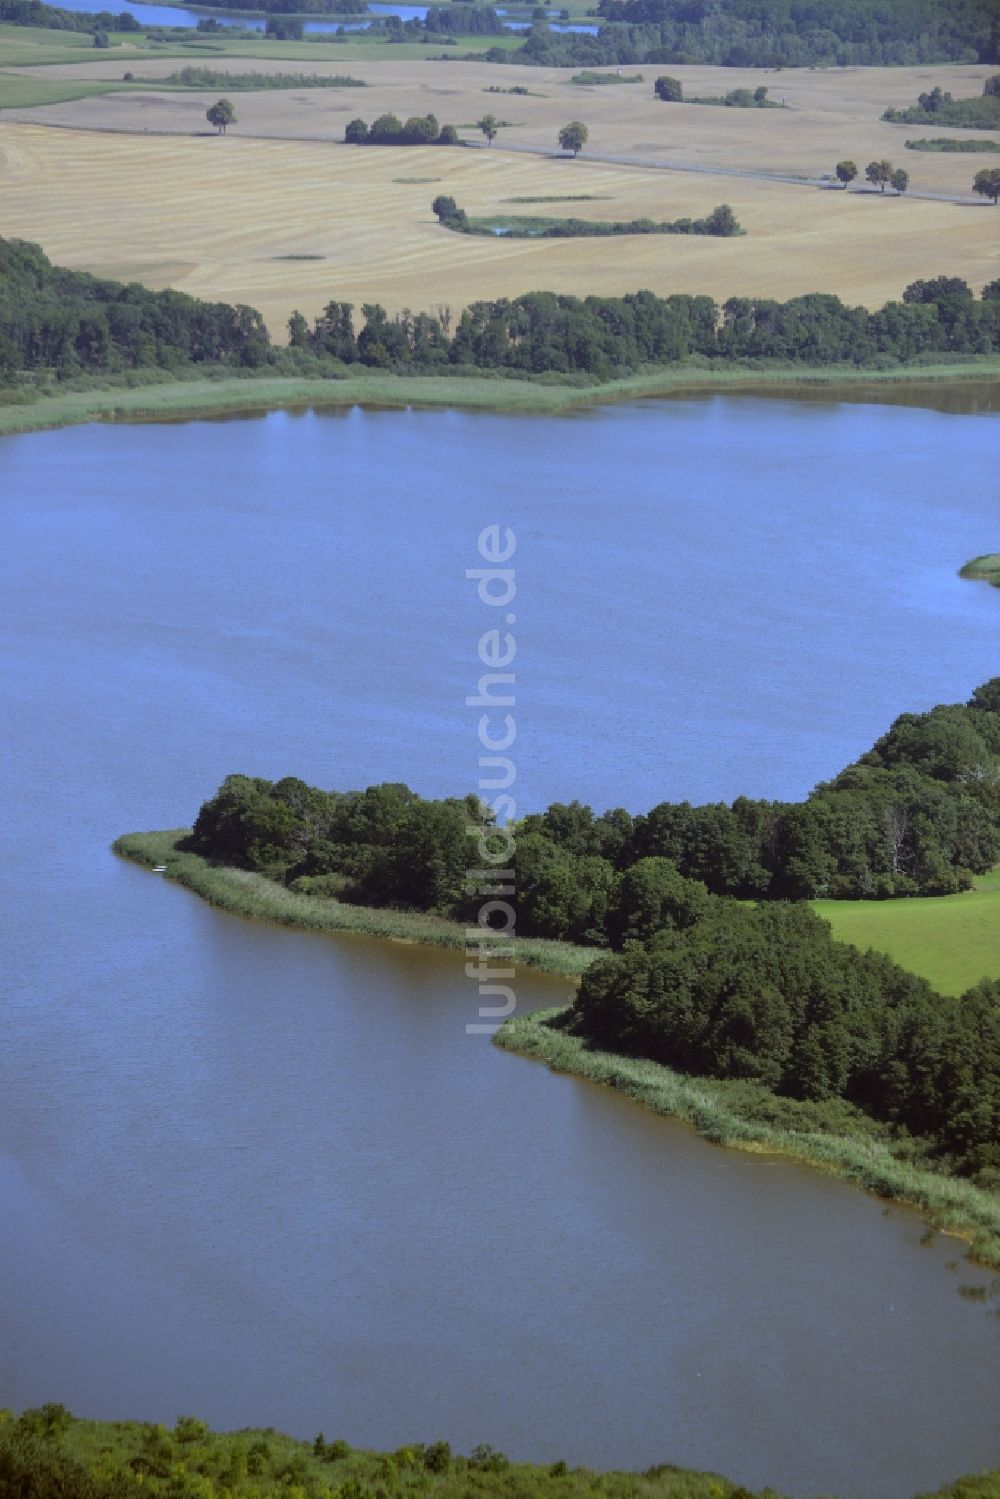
[187, 681, 1000, 1177]
[4, 1407, 995, 1499]
[573, 904, 999, 1174]
[5, 241, 999, 386]
[189, 680, 1000, 918]
[470, 0, 1000, 70]
[0, 239, 269, 377]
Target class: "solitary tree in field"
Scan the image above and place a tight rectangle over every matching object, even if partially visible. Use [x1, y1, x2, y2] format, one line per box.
[865, 158, 893, 192]
[973, 167, 1000, 203]
[890, 167, 909, 194]
[654, 75, 683, 101]
[835, 159, 857, 188]
[753, 84, 768, 103]
[478, 112, 499, 146]
[558, 120, 588, 155]
[207, 98, 236, 135]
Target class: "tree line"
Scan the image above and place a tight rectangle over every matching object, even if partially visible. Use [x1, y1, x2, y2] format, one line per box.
[186, 678, 1000, 1175]
[344, 113, 459, 146]
[4, 240, 1000, 385]
[189, 678, 1000, 924]
[292, 277, 1000, 380]
[0, 238, 268, 378]
[430, 194, 742, 237]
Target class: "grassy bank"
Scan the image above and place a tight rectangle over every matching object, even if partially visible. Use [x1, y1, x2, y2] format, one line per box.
[497, 1009, 1000, 1268]
[814, 869, 1000, 996]
[113, 830, 593, 978]
[961, 553, 1000, 588]
[4, 359, 1000, 439]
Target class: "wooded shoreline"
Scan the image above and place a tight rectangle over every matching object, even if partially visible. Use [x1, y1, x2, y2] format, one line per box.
[114, 831, 1000, 1268]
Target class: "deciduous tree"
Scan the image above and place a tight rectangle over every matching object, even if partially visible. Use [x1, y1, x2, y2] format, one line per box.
[558, 120, 588, 155]
[973, 166, 1000, 202]
[865, 158, 893, 191]
[653, 75, 682, 101]
[206, 98, 236, 135]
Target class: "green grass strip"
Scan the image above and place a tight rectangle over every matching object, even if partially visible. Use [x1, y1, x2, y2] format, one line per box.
[497, 1008, 1000, 1268]
[4, 359, 1000, 438]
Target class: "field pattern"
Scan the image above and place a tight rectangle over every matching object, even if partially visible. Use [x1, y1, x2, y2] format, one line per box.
[1, 58, 998, 330]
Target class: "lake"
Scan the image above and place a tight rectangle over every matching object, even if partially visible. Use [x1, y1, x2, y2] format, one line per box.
[52, 0, 598, 36]
[0, 394, 998, 1498]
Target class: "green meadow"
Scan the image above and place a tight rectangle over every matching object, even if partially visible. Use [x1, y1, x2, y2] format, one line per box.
[814, 868, 1000, 996]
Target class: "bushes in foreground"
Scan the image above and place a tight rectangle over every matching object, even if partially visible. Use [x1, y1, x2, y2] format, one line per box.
[3, 1405, 999, 1499]
[0, 1407, 770, 1499]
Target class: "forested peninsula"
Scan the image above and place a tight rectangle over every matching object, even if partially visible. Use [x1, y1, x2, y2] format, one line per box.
[4, 239, 1000, 436]
[117, 681, 1000, 1261]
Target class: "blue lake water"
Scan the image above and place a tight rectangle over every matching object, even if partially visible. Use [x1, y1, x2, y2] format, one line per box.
[0, 395, 997, 1498]
[56, 0, 597, 36]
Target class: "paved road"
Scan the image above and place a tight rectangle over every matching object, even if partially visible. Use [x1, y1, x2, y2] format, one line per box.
[466, 136, 989, 206]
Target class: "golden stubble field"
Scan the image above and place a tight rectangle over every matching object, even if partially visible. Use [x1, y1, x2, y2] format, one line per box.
[1, 58, 998, 333]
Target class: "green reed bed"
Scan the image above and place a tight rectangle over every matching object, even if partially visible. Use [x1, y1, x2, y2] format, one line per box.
[497, 1008, 1000, 1268]
[4, 361, 1000, 439]
[960, 553, 1000, 588]
[113, 830, 593, 978]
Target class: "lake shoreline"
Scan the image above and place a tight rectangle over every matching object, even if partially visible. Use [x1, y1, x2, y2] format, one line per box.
[113, 829, 594, 977]
[115, 831, 1000, 1268]
[498, 1008, 1000, 1270]
[4, 357, 1000, 439]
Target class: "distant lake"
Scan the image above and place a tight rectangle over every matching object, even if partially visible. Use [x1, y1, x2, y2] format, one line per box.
[56, 0, 598, 35]
[0, 394, 997, 1498]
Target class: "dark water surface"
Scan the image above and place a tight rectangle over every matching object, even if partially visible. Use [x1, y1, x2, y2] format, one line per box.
[1, 396, 998, 1498]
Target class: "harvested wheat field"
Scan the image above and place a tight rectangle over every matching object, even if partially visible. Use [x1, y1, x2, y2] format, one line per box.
[6, 56, 1000, 191]
[0, 56, 997, 333]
